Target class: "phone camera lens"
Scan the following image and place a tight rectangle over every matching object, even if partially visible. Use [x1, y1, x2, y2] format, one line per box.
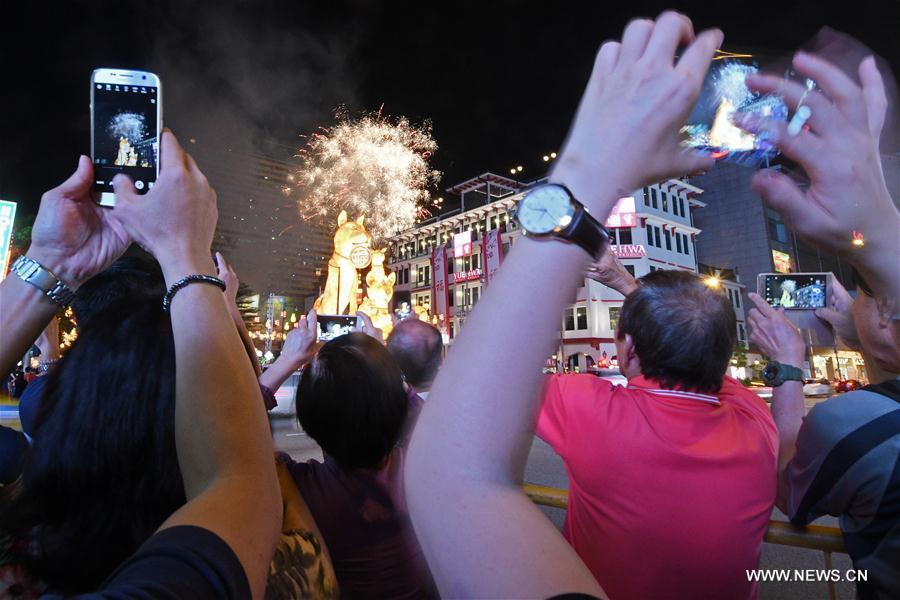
[142, 75, 147, 80]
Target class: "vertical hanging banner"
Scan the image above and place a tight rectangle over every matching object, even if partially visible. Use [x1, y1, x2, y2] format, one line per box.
[431, 244, 450, 336]
[0, 200, 17, 280]
[483, 228, 503, 287]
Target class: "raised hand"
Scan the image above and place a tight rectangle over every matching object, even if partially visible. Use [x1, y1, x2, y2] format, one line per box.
[111, 130, 217, 279]
[215, 252, 240, 306]
[27, 156, 131, 289]
[814, 277, 862, 351]
[356, 310, 384, 343]
[739, 54, 899, 314]
[552, 12, 722, 212]
[586, 246, 638, 296]
[281, 310, 319, 369]
[747, 293, 806, 367]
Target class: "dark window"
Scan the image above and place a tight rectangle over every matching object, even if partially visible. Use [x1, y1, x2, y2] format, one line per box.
[647, 226, 655, 247]
[734, 290, 741, 309]
[576, 306, 588, 330]
[472, 253, 480, 269]
[448, 291, 454, 307]
[738, 323, 746, 342]
[564, 308, 575, 331]
[643, 188, 650, 206]
[472, 287, 480, 306]
[676, 233, 683, 253]
[662, 192, 668, 212]
[651, 188, 658, 209]
[618, 228, 633, 245]
[449, 321, 455, 339]
[679, 198, 686, 217]
[447, 258, 455, 274]
[664, 229, 672, 251]
[624, 264, 635, 277]
[683, 234, 691, 255]
[425, 265, 431, 285]
[463, 256, 471, 271]
[768, 217, 789, 244]
[656, 226, 662, 247]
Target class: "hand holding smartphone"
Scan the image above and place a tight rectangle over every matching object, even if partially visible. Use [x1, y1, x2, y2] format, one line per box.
[757, 272, 835, 346]
[90, 68, 162, 207]
[316, 314, 362, 342]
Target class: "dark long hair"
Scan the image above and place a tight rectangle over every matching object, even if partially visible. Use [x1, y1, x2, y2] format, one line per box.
[0, 299, 185, 593]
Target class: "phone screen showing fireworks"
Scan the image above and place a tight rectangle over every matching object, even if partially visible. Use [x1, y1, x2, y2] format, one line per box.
[761, 274, 828, 310]
[682, 60, 789, 164]
[316, 315, 358, 342]
[91, 82, 159, 196]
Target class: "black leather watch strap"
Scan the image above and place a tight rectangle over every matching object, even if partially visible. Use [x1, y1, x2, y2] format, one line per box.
[562, 205, 609, 259]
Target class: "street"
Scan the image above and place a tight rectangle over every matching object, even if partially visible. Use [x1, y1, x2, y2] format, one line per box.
[272, 406, 855, 600]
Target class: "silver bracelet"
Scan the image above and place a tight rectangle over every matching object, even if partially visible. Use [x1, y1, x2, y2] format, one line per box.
[10, 256, 76, 307]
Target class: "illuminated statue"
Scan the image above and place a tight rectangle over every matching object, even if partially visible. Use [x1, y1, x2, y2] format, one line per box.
[359, 248, 396, 336]
[314, 210, 372, 315]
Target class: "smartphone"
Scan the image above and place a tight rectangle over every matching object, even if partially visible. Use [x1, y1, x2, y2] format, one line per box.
[757, 272, 834, 346]
[316, 314, 361, 342]
[90, 68, 162, 207]
[682, 59, 789, 166]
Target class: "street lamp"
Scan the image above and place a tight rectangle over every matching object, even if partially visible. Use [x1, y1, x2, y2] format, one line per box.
[703, 275, 721, 289]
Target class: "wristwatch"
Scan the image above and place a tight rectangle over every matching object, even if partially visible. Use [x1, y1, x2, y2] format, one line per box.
[514, 183, 609, 258]
[762, 361, 804, 387]
[10, 255, 76, 307]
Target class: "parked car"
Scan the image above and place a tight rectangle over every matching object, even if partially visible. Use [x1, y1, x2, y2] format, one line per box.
[834, 379, 862, 394]
[587, 367, 628, 387]
[803, 378, 833, 397]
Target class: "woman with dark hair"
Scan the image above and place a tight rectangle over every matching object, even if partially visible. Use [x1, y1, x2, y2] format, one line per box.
[283, 323, 434, 598]
[0, 298, 185, 593]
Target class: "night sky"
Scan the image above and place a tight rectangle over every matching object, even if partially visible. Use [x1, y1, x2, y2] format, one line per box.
[2, 0, 898, 222]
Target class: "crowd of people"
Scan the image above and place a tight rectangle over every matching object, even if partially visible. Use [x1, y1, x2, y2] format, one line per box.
[0, 11, 897, 600]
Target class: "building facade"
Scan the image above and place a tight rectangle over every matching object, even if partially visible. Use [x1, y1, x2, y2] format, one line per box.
[388, 174, 716, 370]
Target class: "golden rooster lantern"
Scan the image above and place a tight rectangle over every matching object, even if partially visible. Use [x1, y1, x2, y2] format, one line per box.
[359, 249, 396, 336]
[314, 210, 372, 315]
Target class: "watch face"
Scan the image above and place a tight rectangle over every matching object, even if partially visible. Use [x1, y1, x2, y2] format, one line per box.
[763, 363, 779, 384]
[516, 185, 576, 235]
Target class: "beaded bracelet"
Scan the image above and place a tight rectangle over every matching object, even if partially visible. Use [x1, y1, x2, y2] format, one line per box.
[163, 275, 226, 312]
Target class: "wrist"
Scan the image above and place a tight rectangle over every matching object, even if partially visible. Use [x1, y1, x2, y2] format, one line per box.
[158, 253, 217, 286]
[771, 355, 804, 370]
[25, 246, 86, 291]
[550, 159, 629, 217]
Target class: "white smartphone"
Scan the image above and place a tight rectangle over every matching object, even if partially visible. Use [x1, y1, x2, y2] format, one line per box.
[757, 272, 835, 346]
[90, 68, 162, 207]
[316, 314, 363, 342]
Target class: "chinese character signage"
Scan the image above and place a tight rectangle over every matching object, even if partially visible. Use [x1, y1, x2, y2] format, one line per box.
[0, 200, 17, 280]
[452, 268, 482, 284]
[605, 197, 636, 229]
[431, 244, 449, 336]
[483, 229, 503, 286]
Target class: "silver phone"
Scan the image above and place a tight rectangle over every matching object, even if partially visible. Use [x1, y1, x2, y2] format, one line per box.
[90, 68, 162, 207]
[757, 272, 835, 346]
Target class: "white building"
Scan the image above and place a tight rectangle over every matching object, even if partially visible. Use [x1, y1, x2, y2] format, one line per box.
[387, 173, 711, 370]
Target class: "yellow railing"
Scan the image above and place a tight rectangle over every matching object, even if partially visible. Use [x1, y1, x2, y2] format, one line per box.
[524, 483, 848, 600]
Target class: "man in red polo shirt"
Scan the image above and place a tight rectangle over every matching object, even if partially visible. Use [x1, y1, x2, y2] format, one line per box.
[538, 255, 777, 599]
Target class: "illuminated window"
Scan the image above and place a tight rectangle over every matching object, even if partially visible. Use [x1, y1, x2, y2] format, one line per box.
[609, 307, 621, 331]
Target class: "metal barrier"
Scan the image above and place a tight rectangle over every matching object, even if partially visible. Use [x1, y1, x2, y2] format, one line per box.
[523, 483, 848, 600]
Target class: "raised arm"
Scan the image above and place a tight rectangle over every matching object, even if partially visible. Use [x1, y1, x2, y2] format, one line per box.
[112, 131, 281, 598]
[216, 251, 263, 377]
[746, 293, 807, 513]
[258, 310, 318, 393]
[0, 157, 130, 374]
[405, 13, 721, 598]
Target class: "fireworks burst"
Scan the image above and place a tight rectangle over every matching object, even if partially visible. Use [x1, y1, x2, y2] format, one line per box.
[106, 112, 147, 142]
[287, 110, 441, 243]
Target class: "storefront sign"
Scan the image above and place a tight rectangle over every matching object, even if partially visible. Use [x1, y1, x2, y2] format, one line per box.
[0, 200, 17, 280]
[483, 228, 503, 286]
[610, 244, 646, 259]
[452, 268, 482, 284]
[605, 197, 636, 228]
[431, 244, 450, 336]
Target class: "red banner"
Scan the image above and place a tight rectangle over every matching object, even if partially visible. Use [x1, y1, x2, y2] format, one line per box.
[431, 244, 450, 336]
[483, 229, 503, 286]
